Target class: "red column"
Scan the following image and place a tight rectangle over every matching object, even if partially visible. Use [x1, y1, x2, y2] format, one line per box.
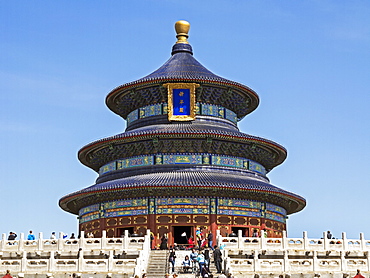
[148, 213, 156, 249]
[210, 214, 217, 244]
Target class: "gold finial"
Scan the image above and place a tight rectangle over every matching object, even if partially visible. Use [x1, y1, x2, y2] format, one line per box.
[175, 20, 190, 44]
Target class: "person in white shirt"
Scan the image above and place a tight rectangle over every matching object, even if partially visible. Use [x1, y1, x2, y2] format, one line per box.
[50, 232, 56, 239]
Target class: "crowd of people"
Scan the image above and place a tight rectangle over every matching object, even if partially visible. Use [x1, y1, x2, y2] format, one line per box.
[165, 244, 229, 278]
[5, 230, 89, 244]
[156, 228, 214, 251]
[1, 269, 366, 278]
[153, 227, 229, 277]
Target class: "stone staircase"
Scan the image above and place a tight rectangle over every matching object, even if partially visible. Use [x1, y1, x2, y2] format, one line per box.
[146, 250, 169, 278]
[146, 250, 218, 278]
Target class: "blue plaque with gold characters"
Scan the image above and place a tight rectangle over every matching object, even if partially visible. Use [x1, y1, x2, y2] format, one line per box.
[164, 83, 199, 121]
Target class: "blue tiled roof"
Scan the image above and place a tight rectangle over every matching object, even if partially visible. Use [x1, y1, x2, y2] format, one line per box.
[135, 46, 238, 84]
[108, 43, 258, 99]
[80, 123, 287, 154]
[78, 122, 287, 172]
[59, 170, 306, 215]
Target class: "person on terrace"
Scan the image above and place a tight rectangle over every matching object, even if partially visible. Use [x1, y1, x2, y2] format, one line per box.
[2, 270, 12, 278]
[160, 234, 168, 250]
[353, 269, 365, 278]
[196, 251, 206, 277]
[327, 230, 333, 239]
[188, 235, 195, 249]
[190, 248, 198, 264]
[182, 255, 191, 273]
[207, 231, 214, 250]
[8, 232, 17, 241]
[168, 246, 176, 273]
[213, 245, 222, 273]
[252, 229, 259, 237]
[27, 230, 35, 240]
[196, 227, 203, 248]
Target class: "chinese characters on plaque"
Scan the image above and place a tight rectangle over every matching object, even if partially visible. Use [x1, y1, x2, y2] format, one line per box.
[163, 83, 199, 121]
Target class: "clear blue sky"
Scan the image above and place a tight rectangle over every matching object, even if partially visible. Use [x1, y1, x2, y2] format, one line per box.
[1, 1, 369, 240]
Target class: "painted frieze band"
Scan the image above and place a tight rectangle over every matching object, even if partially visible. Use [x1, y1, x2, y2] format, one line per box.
[78, 197, 286, 224]
[126, 102, 238, 125]
[99, 154, 267, 176]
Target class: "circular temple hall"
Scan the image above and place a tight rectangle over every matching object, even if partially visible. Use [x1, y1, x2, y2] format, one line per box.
[59, 20, 306, 244]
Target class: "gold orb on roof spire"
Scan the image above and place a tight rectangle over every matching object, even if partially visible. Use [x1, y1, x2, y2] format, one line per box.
[175, 20, 190, 44]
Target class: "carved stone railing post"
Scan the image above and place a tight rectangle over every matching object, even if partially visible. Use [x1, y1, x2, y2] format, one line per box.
[21, 251, 27, 272]
[340, 251, 346, 272]
[58, 232, 64, 250]
[342, 232, 348, 251]
[366, 251, 370, 272]
[282, 230, 287, 250]
[216, 229, 222, 247]
[238, 229, 242, 249]
[254, 249, 259, 273]
[323, 231, 329, 250]
[49, 251, 55, 272]
[124, 230, 129, 249]
[102, 230, 107, 250]
[108, 250, 114, 271]
[303, 231, 309, 250]
[261, 230, 266, 250]
[78, 248, 83, 272]
[79, 231, 85, 250]
[312, 250, 318, 273]
[133, 257, 141, 278]
[1, 234, 5, 250]
[283, 250, 289, 273]
[143, 232, 151, 270]
[19, 233, 24, 252]
[132, 232, 150, 277]
[224, 248, 230, 274]
[38, 232, 43, 251]
[360, 233, 365, 250]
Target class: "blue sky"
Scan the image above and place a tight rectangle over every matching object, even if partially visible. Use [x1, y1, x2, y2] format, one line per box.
[1, 1, 369, 240]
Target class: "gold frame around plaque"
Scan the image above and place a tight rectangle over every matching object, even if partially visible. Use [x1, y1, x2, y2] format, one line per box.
[164, 83, 199, 121]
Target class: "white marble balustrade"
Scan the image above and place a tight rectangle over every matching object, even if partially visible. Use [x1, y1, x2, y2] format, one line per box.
[0, 230, 150, 277]
[217, 231, 370, 276]
[1, 230, 370, 277]
[217, 231, 370, 253]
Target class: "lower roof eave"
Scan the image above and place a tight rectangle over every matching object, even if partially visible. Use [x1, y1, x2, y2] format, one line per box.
[59, 173, 306, 216]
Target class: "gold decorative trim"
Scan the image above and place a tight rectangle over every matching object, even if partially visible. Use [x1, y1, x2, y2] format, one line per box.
[134, 216, 147, 224]
[156, 215, 173, 224]
[106, 218, 117, 226]
[174, 215, 191, 223]
[164, 83, 199, 121]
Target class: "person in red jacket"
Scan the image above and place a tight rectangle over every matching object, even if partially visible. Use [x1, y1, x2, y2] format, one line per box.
[187, 236, 195, 249]
[353, 269, 365, 278]
[3, 270, 12, 278]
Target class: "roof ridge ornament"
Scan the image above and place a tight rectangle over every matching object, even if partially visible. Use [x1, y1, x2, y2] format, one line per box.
[175, 20, 190, 44]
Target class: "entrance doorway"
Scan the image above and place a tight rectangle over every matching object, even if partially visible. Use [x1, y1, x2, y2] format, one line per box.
[173, 226, 192, 248]
[231, 227, 248, 237]
[117, 227, 134, 237]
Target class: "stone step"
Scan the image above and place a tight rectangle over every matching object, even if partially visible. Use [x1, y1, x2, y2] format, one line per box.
[146, 250, 168, 278]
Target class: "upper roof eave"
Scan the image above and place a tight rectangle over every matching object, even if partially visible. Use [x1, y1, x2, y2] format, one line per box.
[106, 76, 259, 101]
[105, 47, 260, 118]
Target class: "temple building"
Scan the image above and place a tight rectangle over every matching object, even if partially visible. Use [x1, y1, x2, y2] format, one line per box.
[59, 20, 306, 245]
